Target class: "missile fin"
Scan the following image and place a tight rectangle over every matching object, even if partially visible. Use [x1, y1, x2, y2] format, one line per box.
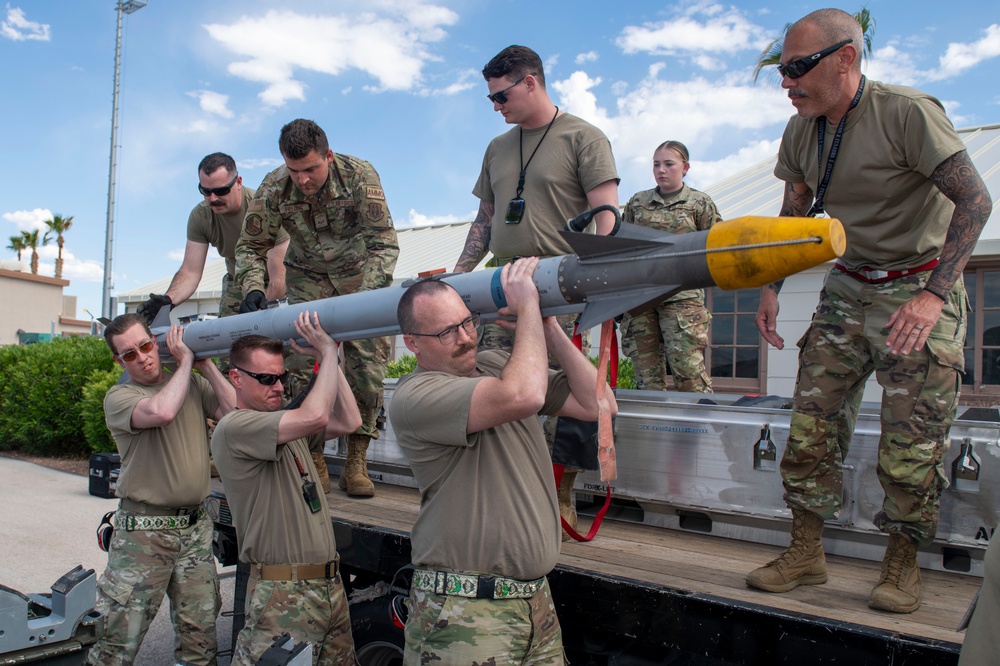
[560, 224, 674, 259]
[150, 305, 172, 329]
[576, 286, 680, 331]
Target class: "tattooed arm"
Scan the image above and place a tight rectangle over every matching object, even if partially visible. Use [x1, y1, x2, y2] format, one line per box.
[886, 150, 993, 355]
[453, 200, 494, 273]
[923, 150, 993, 300]
[755, 181, 816, 349]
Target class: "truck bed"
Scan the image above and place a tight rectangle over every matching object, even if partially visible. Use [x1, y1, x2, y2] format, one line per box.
[328, 481, 979, 662]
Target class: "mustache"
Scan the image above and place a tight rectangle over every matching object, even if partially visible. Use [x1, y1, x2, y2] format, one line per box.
[788, 89, 808, 98]
[452, 342, 476, 358]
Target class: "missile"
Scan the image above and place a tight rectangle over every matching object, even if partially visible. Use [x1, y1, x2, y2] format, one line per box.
[148, 214, 845, 360]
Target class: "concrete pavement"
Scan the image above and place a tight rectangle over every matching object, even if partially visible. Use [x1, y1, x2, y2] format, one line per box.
[0, 456, 235, 665]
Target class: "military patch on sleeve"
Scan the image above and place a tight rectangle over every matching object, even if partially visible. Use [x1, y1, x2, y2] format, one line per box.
[365, 186, 386, 201]
[248, 198, 264, 213]
[244, 214, 263, 236]
[366, 202, 385, 223]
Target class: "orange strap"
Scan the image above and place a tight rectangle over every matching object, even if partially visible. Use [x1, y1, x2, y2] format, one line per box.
[559, 320, 618, 542]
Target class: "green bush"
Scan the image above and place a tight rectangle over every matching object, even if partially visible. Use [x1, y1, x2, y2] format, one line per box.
[385, 355, 417, 378]
[0, 337, 115, 456]
[81, 366, 124, 454]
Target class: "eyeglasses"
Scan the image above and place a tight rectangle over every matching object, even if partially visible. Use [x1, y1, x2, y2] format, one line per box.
[409, 312, 481, 345]
[234, 365, 289, 386]
[198, 172, 239, 197]
[777, 39, 852, 79]
[486, 76, 526, 104]
[117, 339, 156, 362]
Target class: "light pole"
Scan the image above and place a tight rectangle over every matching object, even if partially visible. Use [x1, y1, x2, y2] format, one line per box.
[102, 0, 147, 320]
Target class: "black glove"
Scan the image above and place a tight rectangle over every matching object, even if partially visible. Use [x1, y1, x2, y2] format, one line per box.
[137, 293, 172, 325]
[239, 290, 267, 313]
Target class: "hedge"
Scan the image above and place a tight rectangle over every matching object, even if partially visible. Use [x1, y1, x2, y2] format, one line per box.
[0, 337, 115, 456]
[81, 366, 124, 454]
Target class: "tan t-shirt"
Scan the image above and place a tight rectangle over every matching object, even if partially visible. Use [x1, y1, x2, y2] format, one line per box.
[389, 350, 571, 581]
[473, 112, 619, 259]
[187, 187, 289, 278]
[774, 79, 965, 272]
[104, 372, 219, 508]
[211, 409, 336, 565]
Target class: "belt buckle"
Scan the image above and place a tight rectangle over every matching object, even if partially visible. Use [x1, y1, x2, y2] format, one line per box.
[860, 267, 889, 281]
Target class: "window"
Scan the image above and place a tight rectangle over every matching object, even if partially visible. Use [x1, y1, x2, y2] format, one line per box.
[960, 265, 1000, 401]
[706, 287, 765, 392]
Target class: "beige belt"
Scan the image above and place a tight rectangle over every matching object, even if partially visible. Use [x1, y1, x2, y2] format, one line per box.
[255, 561, 339, 581]
[412, 568, 544, 600]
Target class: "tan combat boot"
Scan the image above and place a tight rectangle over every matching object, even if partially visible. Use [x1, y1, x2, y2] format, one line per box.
[868, 531, 922, 613]
[338, 434, 375, 497]
[311, 449, 331, 494]
[746, 509, 828, 592]
[557, 470, 579, 542]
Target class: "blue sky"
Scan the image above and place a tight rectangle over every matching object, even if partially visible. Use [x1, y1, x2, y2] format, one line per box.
[2, 0, 998, 321]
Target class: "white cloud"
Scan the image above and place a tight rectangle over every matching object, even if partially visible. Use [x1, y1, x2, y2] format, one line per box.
[405, 209, 476, 228]
[237, 158, 283, 171]
[417, 68, 480, 97]
[1, 7, 50, 42]
[2, 208, 51, 232]
[575, 51, 599, 65]
[616, 3, 769, 56]
[925, 24, 1000, 82]
[203, 4, 458, 107]
[189, 90, 234, 118]
[167, 249, 185, 262]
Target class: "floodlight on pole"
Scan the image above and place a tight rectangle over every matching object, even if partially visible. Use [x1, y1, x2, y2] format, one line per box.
[102, 0, 148, 320]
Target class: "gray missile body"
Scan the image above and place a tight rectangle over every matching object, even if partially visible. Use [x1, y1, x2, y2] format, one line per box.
[149, 215, 845, 360]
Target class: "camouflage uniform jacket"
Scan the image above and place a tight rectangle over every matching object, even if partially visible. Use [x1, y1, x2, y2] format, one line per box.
[235, 153, 399, 297]
[623, 183, 722, 302]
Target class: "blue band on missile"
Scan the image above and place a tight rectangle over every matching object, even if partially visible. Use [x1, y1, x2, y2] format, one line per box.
[490, 269, 507, 308]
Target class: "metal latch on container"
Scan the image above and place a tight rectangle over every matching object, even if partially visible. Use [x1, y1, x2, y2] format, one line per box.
[951, 437, 980, 492]
[753, 423, 777, 472]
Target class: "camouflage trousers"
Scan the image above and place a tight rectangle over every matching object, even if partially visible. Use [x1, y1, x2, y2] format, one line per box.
[87, 506, 221, 666]
[232, 568, 357, 666]
[403, 577, 564, 665]
[782, 270, 966, 546]
[480, 313, 590, 467]
[219, 274, 244, 318]
[283, 278, 390, 440]
[620, 297, 712, 393]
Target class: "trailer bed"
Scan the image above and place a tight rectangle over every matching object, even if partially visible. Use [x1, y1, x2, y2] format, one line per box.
[328, 481, 979, 664]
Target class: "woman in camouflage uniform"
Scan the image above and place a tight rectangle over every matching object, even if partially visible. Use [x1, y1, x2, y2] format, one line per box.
[620, 141, 722, 392]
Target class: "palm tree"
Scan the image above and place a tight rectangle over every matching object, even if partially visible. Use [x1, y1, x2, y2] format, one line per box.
[22, 229, 51, 276]
[752, 8, 876, 84]
[6, 235, 27, 263]
[44, 214, 74, 279]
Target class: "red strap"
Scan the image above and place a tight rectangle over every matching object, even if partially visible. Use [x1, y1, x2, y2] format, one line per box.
[555, 319, 618, 543]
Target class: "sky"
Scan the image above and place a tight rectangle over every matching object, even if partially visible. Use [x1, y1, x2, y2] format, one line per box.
[2, 0, 999, 322]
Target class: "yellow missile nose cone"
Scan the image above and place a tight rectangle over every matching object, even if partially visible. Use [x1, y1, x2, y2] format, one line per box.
[706, 216, 846, 290]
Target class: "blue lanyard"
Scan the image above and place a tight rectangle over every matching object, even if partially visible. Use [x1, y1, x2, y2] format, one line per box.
[808, 76, 865, 217]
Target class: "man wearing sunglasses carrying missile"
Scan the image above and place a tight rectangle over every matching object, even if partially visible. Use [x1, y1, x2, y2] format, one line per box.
[136, 152, 290, 323]
[89, 313, 236, 665]
[211, 312, 362, 665]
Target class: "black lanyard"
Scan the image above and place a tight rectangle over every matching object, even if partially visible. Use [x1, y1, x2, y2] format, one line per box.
[808, 76, 865, 217]
[516, 106, 559, 198]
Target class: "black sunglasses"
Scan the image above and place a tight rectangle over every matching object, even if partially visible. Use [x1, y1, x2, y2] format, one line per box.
[486, 76, 526, 104]
[234, 365, 289, 386]
[777, 39, 852, 79]
[198, 172, 239, 197]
